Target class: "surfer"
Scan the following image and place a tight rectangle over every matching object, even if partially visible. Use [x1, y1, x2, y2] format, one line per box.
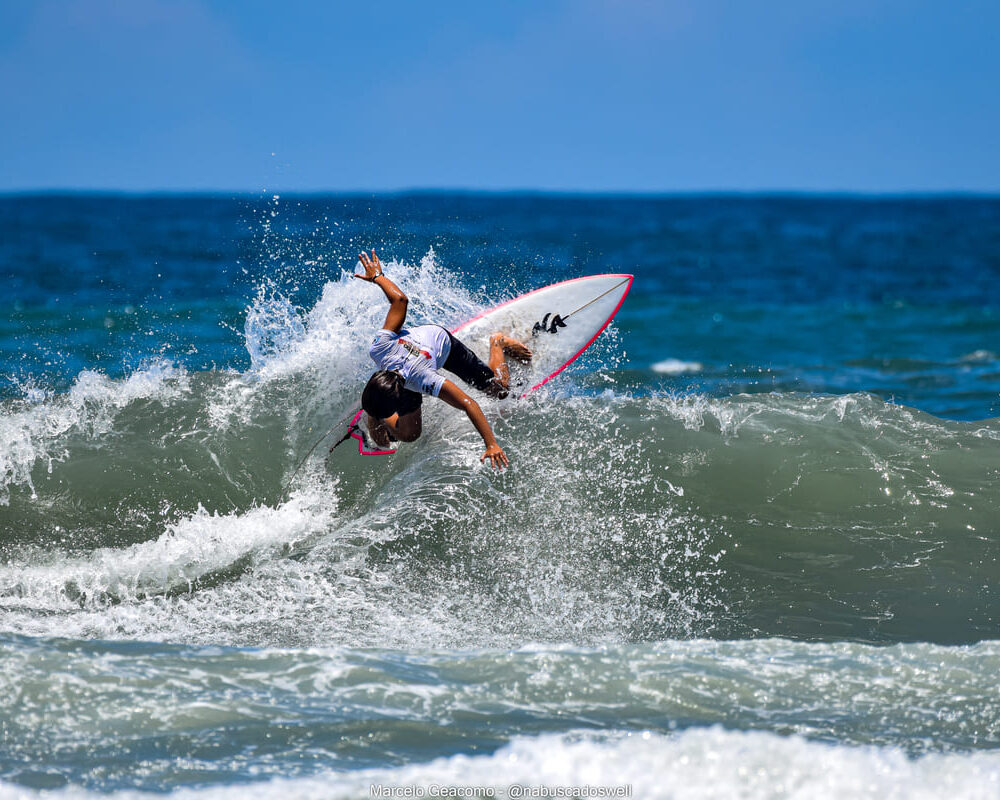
[355, 250, 532, 469]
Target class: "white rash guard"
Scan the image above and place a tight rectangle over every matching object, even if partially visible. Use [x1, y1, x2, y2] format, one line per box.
[368, 325, 453, 397]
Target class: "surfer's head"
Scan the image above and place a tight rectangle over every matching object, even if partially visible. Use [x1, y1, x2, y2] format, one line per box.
[362, 370, 423, 422]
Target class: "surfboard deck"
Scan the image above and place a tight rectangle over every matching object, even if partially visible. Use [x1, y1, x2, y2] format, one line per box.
[350, 273, 633, 455]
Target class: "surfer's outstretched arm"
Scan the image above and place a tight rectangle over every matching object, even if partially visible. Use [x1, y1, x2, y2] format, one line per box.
[438, 379, 509, 469]
[354, 250, 407, 333]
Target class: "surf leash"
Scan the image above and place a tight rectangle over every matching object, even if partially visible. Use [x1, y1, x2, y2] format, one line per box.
[561, 277, 631, 321]
[329, 421, 362, 451]
[532, 277, 630, 336]
[279, 406, 360, 498]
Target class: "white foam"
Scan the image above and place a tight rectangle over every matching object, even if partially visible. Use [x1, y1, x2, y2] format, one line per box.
[959, 349, 996, 364]
[243, 249, 482, 385]
[244, 289, 307, 371]
[328, 729, 1000, 800]
[3, 728, 998, 799]
[0, 488, 338, 615]
[202, 249, 488, 438]
[652, 357, 703, 375]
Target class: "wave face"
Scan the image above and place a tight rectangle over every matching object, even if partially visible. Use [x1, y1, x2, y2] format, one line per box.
[2, 253, 998, 648]
[2, 193, 1000, 796]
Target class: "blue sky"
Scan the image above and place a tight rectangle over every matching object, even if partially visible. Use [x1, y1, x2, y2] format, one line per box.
[1, 0, 997, 192]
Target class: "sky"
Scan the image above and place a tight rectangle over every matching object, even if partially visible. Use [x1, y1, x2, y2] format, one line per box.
[0, 0, 998, 193]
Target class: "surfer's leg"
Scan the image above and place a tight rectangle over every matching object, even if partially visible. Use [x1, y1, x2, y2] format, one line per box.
[487, 333, 534, 394]
[494, 333, 532, 363]
[443, 333, 509, 398]
[487, 335, 511, 394]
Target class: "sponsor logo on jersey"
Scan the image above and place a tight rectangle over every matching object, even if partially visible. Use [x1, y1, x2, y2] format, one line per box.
[399, 339, 432, 359]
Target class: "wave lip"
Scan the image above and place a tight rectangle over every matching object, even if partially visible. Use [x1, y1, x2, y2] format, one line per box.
[0, 361, 190, 504]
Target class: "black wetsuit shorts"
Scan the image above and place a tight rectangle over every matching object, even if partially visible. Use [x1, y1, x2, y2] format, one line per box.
[442, 329, 499, 393]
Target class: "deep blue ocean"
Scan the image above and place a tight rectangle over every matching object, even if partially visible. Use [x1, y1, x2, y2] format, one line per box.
[1, 193, 1000, 798]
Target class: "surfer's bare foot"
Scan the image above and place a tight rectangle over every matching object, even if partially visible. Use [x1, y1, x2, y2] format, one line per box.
[493, 333, 532, 363]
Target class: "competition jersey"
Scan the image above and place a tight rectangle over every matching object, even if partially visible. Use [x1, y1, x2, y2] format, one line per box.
[368, 325, 453, 397]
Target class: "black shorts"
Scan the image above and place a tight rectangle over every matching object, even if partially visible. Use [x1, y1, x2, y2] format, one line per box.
[442, 329, 500, 393]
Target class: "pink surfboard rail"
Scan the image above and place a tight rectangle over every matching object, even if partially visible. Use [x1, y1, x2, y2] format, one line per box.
[350, 273, 634, 456]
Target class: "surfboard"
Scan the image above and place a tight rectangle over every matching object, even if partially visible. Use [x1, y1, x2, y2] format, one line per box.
[349, 273, 633, 455]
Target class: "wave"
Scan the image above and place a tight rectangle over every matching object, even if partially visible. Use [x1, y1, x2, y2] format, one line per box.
[6, 729, 999, 798]
[1, 635, 998, 794]
[1, 254, 999, 646]
[184, 731, 1000, 800]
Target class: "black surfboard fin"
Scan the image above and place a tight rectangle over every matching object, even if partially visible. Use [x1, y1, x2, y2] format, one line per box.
[532, 312, 568, 336]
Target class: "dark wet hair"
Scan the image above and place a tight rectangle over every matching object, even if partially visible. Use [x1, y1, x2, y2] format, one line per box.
[361, 370, 422, 419]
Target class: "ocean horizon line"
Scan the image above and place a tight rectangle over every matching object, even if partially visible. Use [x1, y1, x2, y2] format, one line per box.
[3, 187, 1000, 200]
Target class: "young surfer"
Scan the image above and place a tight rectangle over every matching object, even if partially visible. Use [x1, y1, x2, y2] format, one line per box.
[355, 250, 532, 469]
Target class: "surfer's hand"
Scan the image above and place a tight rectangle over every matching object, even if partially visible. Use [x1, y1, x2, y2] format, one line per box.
[482, 444, 509, 470]
[354, 250, 384, 282]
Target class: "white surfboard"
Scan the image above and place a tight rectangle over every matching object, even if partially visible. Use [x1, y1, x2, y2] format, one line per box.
[350, 273, 633, 455]
[452, 273, 633, 394]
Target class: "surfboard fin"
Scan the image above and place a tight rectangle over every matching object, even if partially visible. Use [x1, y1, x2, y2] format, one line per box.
[532, 313, 568, 336]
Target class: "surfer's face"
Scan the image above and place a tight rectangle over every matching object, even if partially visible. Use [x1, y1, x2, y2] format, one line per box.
[367, 416, 394, 449]
[385, 409, 422, 443]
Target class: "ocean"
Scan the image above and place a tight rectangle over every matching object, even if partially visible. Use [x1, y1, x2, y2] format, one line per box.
[1, 192, 999, 798]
